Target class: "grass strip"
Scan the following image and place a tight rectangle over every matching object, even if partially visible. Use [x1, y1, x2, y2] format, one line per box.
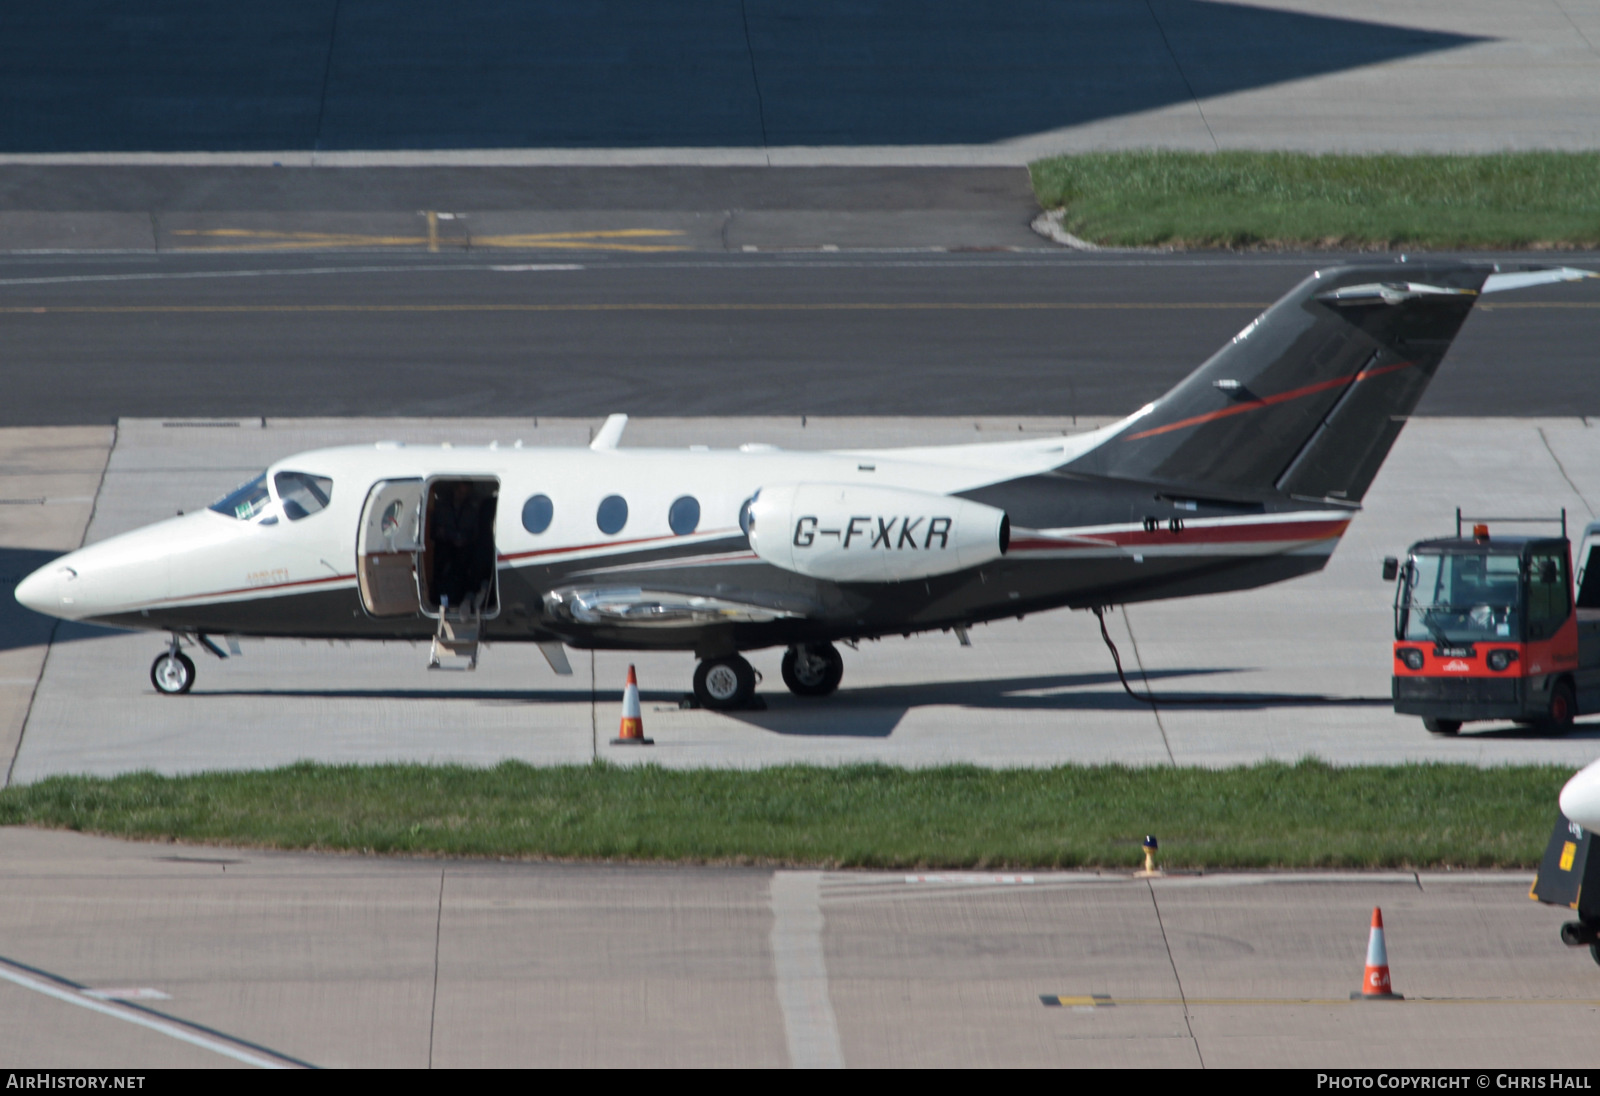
[0, 760, 1570, 870]
[1028, 151, 1600, 250]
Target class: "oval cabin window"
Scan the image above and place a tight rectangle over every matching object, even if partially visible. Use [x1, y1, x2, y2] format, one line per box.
[596, 495, 629, 535]
[522, 494, 553, 534]
[668, 496, 700, 535]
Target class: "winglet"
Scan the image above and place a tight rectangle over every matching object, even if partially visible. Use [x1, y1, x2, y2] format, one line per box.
[590, 414, 628, 451]
[1482, 267, 1598, 294]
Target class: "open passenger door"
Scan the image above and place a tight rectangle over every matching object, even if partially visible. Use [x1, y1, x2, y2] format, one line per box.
[357, 479, 425, 617]
[419, 477, 500, 618]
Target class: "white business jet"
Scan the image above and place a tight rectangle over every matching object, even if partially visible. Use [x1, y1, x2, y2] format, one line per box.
[15, 261, 1596, 709]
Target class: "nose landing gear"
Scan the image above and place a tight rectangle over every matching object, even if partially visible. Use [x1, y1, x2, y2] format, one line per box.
[150, 638, 196, 696]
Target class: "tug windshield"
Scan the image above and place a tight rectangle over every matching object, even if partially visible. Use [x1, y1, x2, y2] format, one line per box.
[1398, 551, 1522, 643]
[208, 473, 271, 521]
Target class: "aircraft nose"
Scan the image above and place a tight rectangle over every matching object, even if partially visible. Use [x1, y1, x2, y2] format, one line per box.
[1559, 758, 1600, 831]
[15, 561, 69, 616]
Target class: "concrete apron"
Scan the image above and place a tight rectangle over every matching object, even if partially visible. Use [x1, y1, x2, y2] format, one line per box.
[5, 415, 1600, 784]
[0, 826, 1592, 1068]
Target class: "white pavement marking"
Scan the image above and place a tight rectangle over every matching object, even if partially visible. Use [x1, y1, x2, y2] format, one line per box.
[83, 987, 172, 1001]
[769, 871, 845, 1070]
[0, 960, 299, 1068]
[904, 873, 1035, 884]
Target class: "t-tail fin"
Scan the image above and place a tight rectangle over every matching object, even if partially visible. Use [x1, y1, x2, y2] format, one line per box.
[1067, 262, 1491, 505]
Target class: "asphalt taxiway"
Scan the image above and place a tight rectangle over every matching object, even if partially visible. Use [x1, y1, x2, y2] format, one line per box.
[1, 250, 1598, 426]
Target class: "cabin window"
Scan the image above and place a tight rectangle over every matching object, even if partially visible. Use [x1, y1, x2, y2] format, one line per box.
[274, 471, 334, 521]
[669, 495, 700, 535]
[209, 473, 271, 521]
[522, 494, 554, 535]
[596, 495, 628, 535]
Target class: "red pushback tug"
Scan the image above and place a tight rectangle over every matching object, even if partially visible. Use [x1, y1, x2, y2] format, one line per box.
[1388, 509, 1600, 735]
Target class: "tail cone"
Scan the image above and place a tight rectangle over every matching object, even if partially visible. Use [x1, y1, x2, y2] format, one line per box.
[611, 664, 654, 746]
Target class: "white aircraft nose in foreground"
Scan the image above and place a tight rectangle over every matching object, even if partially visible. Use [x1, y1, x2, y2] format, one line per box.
[17, 262, 1597, 707]
[1560, 759, 1600, 831]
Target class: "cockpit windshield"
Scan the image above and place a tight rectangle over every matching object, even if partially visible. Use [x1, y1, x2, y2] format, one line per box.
[208, 473, 271, 521]
[1399, 551, 1522, 643]
[274, 471, 333, 520]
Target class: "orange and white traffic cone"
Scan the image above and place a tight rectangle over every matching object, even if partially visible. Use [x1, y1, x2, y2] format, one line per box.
[610, 664, 653, 746]
[1352, 907, 1403, 1000]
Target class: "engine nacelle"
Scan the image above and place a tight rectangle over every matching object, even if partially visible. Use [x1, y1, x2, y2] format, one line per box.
[747, 483, 1009, 583]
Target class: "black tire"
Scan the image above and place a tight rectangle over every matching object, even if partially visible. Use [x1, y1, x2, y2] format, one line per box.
[1423, 717, 1461, 736]
[150, 651, 195, 695]
[693, 655, 756, 711]
[1591, 942, 1600, 969]
[1539, 680, 1577, 735]
[781, 643, 844, 697]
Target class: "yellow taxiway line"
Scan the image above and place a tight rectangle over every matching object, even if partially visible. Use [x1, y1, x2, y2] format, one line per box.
[169, 227, 689, 253]
[1, 302, 1590, 316]
[0, 301, 1270, 315]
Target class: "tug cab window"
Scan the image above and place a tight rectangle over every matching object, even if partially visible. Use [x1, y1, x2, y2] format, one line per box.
[422, 479, 499, 614]
[1526, 551, 1571, 640]
[209, 473, 271, 521]
[1400, 551, 1522, 643]
[274, 472, 333, 520]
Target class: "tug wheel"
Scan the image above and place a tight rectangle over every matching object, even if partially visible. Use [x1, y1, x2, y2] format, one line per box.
[1423, 718, 1461, 736]
[150, 651, 195, 695]
[1539, 681, 1576, 736]
[781, 644, 844, 697]
[693, 655, 756, 711]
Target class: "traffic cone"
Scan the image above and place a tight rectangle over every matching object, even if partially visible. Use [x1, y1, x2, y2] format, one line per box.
[1352, 907, 1403, 1000]
[610, 664, 653, 746]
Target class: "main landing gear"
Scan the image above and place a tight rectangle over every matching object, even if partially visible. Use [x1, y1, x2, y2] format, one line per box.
[781, 643, 844, 697]
[693, 654, 758, 711]
[689, 643, 845, 711]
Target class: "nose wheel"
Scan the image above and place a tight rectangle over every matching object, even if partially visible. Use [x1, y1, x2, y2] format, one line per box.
[693, 655, 757, 711]
[150, 649, 196, 695]
[781, 643, 844, 697]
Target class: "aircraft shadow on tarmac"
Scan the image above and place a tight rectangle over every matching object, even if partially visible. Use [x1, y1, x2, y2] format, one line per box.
[1, 1, 1484, 152]
[721, 669, 1393, 738]
[198, 687, 599, 705]
[0, 549, 127, 653]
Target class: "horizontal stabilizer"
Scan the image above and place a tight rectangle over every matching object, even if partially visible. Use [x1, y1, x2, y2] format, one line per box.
[1482, 266, 1597, 294]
